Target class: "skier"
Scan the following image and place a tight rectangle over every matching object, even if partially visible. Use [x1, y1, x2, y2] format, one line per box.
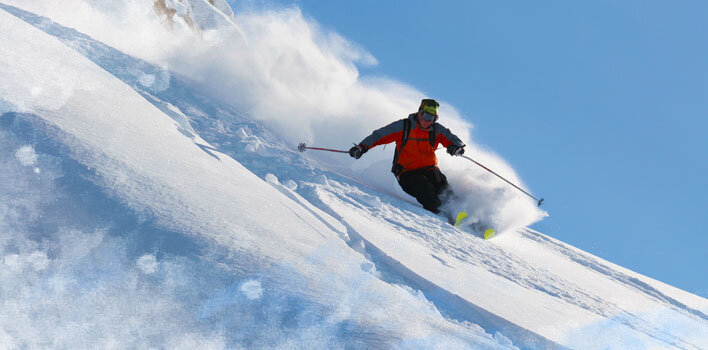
[349, 98, 466, 215]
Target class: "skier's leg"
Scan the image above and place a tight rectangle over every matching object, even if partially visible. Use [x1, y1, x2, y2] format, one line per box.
[429, 168, 455, 203]
[418, 181, 443, 213]
[423, 168, 458, 218]
[398, 169, 423, 198]
[399, 169, 443, 214]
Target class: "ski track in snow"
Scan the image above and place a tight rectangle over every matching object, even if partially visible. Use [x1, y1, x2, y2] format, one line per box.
[2, 3, 707, 349]
[520, 229, 708, 322]
[305, 182, 703, 350]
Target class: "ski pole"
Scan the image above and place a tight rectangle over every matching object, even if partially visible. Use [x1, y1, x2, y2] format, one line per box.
[461, 155, 544, 207]
[297, 143, 349, 154]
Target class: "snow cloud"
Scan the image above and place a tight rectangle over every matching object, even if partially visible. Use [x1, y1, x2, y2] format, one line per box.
[167, 4, 544, 232]
[4, 0, 544, 232]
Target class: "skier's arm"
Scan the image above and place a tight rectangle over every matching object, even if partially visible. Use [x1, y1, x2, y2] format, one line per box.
[350, 120, 404, 159]
[434, 124, 465, 149]
[359, 119, 405, 150]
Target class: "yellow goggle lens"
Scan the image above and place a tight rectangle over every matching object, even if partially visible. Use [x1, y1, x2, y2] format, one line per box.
[422, 105, 438, 116]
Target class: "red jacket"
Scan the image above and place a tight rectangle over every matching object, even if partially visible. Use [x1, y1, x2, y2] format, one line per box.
[359, 114, 465, 174]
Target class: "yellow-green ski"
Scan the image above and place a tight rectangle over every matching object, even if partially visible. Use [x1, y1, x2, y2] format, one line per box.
[454, 211, 496, 239]
[483, 228, 496, 240]
[454, 211, 468, 227]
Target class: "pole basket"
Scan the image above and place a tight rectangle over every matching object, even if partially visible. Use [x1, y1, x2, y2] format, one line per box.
[297, 143, 307, 152]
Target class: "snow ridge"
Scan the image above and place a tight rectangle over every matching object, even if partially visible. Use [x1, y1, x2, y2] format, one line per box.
[521, 229, 708, 322]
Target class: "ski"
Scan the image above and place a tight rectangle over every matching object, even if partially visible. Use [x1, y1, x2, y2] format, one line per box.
[454, 211, 468, 227]
[453, 211, 496, 240]
[483, 228, 496, 240]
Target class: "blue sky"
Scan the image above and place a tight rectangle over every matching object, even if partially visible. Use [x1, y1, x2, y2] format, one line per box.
[233, 1, 708, 298]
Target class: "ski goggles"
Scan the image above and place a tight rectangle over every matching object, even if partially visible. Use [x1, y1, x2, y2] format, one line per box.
[421, 111, 438, 123]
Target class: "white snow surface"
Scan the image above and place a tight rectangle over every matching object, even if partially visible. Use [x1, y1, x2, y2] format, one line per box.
[1, 3, 707, 350]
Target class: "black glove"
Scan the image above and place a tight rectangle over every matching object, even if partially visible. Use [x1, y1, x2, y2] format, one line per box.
[447, 144, 465, 156]
[349, 144, 367, 159]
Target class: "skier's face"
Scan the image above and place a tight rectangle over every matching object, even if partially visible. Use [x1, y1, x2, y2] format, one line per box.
[417, 112, 434, 129]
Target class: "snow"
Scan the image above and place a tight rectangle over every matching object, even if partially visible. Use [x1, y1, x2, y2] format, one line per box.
[0, 6, 509, 349]
[1, 2, 707, 349]
[136, 254, 159, 274]
[239, 280, 264, 300]
[5, 0, 545, 234]
[14, 145, 37, 166]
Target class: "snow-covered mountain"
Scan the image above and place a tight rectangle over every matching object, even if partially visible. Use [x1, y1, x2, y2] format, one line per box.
[1, 2, 707, 349]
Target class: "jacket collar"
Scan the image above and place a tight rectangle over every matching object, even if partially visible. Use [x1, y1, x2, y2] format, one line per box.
[409, 113, 433, 131]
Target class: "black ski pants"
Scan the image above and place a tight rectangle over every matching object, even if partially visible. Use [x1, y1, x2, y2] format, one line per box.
[398, 166, 453, 214]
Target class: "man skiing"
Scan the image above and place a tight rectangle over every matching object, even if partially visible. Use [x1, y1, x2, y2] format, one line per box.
[349, 98, 466, 215]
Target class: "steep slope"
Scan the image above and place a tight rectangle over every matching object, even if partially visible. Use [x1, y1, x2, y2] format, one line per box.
[310, 188, 708, 349]
[0, 7, 513, 349]
[2, 3, 707, 350]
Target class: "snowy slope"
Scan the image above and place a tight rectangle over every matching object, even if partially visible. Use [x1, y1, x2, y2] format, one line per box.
[308, 184, 708, 349]
[2, 2, 708, 350]
[0, 7, 511, 349]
